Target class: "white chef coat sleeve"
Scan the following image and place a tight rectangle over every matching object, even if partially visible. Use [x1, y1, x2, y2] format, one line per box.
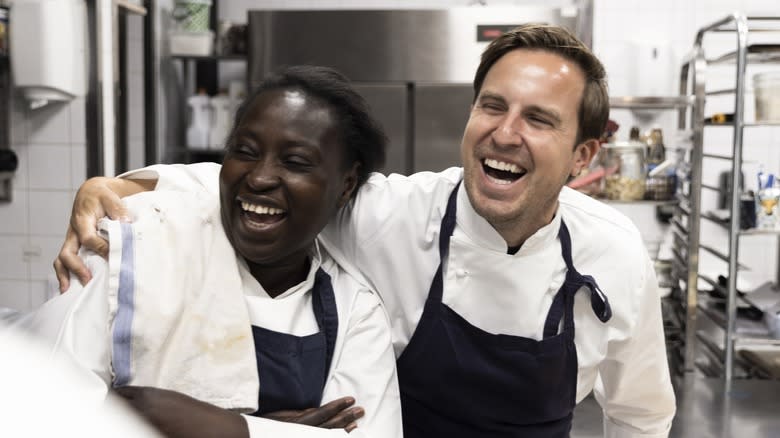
[120, 162, 221, 195]
[0, 327, 163, 437]
[595, 253, 676, 438]
[240, 289, 401, 438]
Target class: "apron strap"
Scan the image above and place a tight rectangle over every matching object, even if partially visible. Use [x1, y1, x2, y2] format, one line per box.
[311, 268, 339, 387]
[425, 181, 461, 305]
[582, 274, 612, 323]
[542, 222, 612, 338]
[438, 181, 460, 259]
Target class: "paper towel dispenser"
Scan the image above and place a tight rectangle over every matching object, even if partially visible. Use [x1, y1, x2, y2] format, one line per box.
[9, 0, 87, 109]
[0, 148, 18, 202]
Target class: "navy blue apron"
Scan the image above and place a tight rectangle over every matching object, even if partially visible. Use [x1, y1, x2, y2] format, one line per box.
[396, 182, 612, 437]
[249, 267, 339, 415]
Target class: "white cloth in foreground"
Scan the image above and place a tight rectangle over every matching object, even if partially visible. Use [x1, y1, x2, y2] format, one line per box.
[0, 325, 163, 437]
[14, 190, 259, 412]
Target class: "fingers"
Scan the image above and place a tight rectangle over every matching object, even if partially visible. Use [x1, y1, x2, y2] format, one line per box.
[56, 177, 137, 292]
[55, 226, 91, 292]
[296, 396, 356, 426]
[260, 398, 364, 431]
[53, 258, 70, 294]
[317, 406, 365, 430]
[113, 385, 142, 402]
[70, 205, 104, 256]
[100, 190, 131, 222]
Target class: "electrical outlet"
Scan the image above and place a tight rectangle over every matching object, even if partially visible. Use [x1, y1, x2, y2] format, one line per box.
[22, 243, 41, 261]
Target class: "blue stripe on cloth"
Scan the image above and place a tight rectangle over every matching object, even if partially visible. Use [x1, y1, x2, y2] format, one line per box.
[112, 222, 136, 386]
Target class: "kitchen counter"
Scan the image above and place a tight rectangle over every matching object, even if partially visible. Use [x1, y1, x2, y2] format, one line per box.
[572, 377, 780, 437]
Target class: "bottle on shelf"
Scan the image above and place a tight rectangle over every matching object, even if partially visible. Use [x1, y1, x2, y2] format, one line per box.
[644, 127, 676, 201]
[186, 88, 210, 150]
[209, 91, 231, 150]
[645, 127, 666, 167]
[629, 126, 641, 141]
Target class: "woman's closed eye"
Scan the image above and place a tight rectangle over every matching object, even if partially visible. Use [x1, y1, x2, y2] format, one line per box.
[285, 155, 315, 168]
[230, 143, 258, 158]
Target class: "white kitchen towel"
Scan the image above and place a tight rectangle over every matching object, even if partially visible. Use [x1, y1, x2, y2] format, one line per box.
[11, 190, 259, 413]
[103, 190, 259, 412]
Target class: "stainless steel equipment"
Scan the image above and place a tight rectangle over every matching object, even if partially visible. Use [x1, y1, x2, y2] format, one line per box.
[247, 6, 591, 175]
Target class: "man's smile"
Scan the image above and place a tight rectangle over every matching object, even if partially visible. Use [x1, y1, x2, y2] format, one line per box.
[482, 158, 527, 185]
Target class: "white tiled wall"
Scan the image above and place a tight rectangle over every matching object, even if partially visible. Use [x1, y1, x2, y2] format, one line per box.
[595, 0, 780, 289]
[0, 11, 150, 312]
[0, 93, 84, 310]
[1, 0, 778, 311]
[126, 14, 146, 170]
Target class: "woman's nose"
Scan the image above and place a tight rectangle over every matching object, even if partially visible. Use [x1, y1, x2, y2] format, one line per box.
[246, 160, 281, 191]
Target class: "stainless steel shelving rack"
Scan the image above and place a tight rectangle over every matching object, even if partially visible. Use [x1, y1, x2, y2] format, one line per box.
[675, 13, 780, 386]
[608, 95, 695, 379]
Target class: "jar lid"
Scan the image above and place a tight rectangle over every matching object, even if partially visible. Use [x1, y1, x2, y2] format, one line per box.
[603, 140, 645, 150]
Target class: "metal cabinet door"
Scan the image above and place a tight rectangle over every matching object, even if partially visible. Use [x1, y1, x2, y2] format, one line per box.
[413, 84, 472, 173]
[353, 83, 409, 176]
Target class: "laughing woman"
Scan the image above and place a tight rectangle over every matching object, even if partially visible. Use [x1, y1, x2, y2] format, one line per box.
[15, 66, 400, 438]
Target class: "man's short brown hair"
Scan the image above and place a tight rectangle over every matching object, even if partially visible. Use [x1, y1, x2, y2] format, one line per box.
[473, 23, 609, 145]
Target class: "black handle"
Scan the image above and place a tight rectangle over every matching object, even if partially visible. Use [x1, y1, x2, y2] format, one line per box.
[0, 149, 18, 172]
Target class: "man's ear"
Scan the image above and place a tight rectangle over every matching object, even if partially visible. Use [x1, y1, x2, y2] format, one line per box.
[337, 162, 360, 209]
[571, 139, 601, 177]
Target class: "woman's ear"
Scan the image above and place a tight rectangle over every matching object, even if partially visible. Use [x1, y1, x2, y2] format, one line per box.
[337, 162, 360, 209]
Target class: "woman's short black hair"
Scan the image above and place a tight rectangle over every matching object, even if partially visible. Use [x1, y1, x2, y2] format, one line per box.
[229, 65, 387, 195]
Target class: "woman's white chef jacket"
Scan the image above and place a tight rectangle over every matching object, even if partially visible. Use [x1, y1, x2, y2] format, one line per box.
[22, 178, 402, 438]
[235, 240, 402, 438]
[129, 163, 677, 438]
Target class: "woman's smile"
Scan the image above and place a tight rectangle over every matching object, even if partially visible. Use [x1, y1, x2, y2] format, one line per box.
[238, 200, 287, 230]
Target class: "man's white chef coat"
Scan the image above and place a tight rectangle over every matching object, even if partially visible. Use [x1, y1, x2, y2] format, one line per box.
[132, 162, 676, 438]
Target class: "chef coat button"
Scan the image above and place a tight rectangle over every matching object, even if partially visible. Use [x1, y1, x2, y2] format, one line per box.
[456, 269, 468, 278]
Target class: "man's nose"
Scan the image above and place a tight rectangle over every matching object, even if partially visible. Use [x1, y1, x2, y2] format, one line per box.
[492, 114, 523, 146]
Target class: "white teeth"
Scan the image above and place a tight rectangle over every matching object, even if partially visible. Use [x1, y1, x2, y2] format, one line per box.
[241, 201, 284, 215]
[484, 158, 522, 174]
[486, 175, 513, 185]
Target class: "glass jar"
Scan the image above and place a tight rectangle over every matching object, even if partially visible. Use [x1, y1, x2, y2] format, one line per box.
[601, 141, 646, 201]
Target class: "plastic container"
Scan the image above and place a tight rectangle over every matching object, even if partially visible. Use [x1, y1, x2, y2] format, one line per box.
[645, 146, 684, 201]
[601, 141, 646, 201]
[186, 91, 210, 150]
[170, 30, 213, 56]
[754, 72, 780, 122]
[172, 0, 211, 32]
[209, 93, 231, 150]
